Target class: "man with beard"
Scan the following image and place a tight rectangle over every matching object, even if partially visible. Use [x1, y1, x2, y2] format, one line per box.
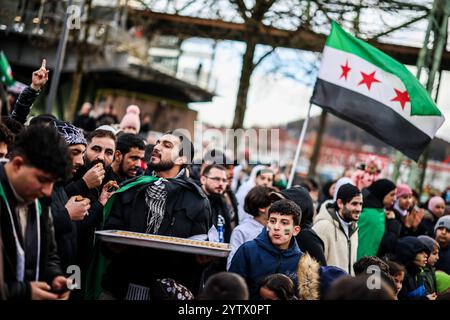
[313, 183, 362, 274]
[61, 128, 118, 289]
[200, 164, 233, 242]
[50, 122, 118, 298]
[106, 133, 145, 185]
[51, 121, 91, 271]
[65, 129, 116, 199]
[99, 130, 211, 300]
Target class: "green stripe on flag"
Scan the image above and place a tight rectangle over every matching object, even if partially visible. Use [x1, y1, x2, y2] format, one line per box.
[325, 21, 442, 117]
[0, 51, 15, 87]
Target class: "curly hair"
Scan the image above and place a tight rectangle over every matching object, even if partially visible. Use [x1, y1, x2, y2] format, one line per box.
[10, 125, 70, 180]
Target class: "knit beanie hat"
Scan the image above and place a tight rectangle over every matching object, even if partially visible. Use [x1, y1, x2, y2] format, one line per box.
[428, 196, 445, 212]
[120, 105, 141, 132]
[319, 266, 348, 298]
[395, 236, 427, 265]
[396, 184, 412, 198]
[367, 179, 396, 204]
[53, 120, 86, 146]
[434, 215, 450, 233]
[333, 177, 354, 202]
[417, 235, 439, 254]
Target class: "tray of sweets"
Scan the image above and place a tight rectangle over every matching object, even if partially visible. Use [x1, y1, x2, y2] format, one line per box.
[96, 230, 231, 257]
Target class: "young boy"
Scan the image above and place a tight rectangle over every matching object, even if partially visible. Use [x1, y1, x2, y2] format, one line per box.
[386, 260, 406, 298]
[418, 235, 440, 295]
[229, 199, 302, 300]
[396, 236, 436, 300]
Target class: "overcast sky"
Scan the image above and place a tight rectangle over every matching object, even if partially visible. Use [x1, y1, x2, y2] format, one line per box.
[181, 39, 450, 142]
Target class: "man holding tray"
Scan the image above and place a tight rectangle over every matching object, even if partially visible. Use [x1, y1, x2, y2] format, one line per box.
[100, 129, 212, 300]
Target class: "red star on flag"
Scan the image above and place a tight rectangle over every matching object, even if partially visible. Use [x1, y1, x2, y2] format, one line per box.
[358, 71, 381, 90]
[339, 60, 351, 80]
[391, 88, 410, 110]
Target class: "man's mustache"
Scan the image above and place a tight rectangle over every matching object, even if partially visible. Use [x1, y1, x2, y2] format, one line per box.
[89, 159, 105, 168]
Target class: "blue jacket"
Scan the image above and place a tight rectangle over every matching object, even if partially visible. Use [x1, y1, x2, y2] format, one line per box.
[229, 229, 302, 300]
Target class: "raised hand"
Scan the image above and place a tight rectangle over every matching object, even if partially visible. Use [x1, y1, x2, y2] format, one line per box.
[31, 59, 49, 91]
[82, 163, 106, 189]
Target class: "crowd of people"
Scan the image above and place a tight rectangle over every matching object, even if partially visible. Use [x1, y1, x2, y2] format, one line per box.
[0, 61, 449, 301]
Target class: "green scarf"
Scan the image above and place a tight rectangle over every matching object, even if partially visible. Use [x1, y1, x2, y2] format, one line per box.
[84, 175, 158, 300]
[357, 207, 385, 260]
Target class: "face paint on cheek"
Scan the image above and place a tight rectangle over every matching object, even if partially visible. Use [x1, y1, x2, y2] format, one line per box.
[283, 228, 291, 235]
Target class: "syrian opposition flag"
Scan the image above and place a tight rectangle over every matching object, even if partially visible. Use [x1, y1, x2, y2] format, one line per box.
[0, 51, 15, 87]
[311, 21, 445, 161]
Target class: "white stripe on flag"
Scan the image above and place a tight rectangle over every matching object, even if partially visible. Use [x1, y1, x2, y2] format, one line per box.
[318, 46, 444, 138]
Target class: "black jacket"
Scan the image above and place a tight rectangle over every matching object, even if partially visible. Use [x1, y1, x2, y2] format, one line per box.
[101, 171, 212, 298]
[11, 86, 39, 125]
[0, 165, 63, 300]
[73, 115, 96, 133]
[207, 194, 233, 243]
[51, 184, 77, 271]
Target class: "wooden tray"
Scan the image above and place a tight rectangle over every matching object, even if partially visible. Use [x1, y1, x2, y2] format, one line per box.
[96, 230, 231, 257]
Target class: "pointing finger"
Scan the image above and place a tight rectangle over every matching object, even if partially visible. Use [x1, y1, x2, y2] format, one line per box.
[41, 59, 46, 70]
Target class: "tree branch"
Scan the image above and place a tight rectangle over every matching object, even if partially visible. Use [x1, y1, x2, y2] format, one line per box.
[253, 46, 276, 69]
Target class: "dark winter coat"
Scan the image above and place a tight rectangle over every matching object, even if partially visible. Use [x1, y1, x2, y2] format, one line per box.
[11, 86, 39, 124]
[51, 184, 77, 270]
[0, 165, 63, 300]
[229, 229, 302, 300]
[101, 172, 212, 298]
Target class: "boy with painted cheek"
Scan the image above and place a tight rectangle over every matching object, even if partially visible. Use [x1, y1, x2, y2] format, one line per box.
[228, 199, 303, 300]
[418, 235, 440, 297]
[266, 212, 301, 250]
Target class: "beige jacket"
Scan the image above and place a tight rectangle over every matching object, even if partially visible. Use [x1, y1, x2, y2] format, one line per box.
[312, 202, 358, 275]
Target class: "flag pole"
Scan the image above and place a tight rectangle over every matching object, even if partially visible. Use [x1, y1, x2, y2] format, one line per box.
[287, 103, 312, 188]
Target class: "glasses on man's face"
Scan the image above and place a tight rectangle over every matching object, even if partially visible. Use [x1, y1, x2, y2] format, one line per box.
[206, 176, 228, 183]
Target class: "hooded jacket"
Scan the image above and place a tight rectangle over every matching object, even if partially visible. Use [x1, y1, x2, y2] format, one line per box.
[358, 186, 402, 259]
[228, 229, 302, 300]
[101, 171, 212, 298]
[396, 237, 428, 300]
[279, 187, 326, 266]
[313, 203, 358, 275]
[357, 188, 386, 260]
[297, 253, 348, 300]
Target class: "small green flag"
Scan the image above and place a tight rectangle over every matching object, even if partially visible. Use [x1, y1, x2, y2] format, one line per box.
[0, 51, 15, 86]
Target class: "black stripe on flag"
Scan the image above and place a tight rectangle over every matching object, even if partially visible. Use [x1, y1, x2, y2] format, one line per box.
[310, 79, 431, 161]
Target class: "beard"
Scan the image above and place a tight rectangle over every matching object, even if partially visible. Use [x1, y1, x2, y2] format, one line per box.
[204, 184, 225, 197]
[119, 160, 138, 178]
[341, 207, 359, 222]
[86, 158, 105, 169]
[152, 159, 175, 172]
